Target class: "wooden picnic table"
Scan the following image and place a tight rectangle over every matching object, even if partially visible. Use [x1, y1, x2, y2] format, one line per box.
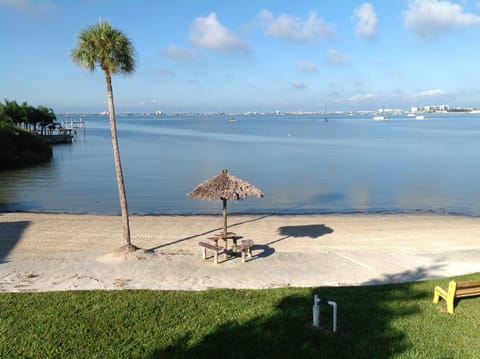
[208, 232, 239, 252]
[202, 232, 255, 264]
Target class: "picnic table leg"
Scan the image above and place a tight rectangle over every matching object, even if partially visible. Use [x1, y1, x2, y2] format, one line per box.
[222, 239, 228, 259]
[211, 238, 225, 259]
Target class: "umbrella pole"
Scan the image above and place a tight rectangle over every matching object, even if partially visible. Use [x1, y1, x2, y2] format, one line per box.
[222, 198, 227, 235]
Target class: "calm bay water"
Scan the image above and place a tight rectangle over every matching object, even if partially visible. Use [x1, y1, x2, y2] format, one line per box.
[1, 113, 479, 216]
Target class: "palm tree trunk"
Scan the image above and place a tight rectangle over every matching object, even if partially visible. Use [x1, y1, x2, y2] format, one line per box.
[105, 74, 134, 250]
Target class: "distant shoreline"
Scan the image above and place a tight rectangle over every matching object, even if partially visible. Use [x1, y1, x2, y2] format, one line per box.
[58, 109, 480, 117]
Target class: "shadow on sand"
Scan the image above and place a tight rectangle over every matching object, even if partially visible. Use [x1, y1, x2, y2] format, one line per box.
[246, 244, 275, 261]
[0, 218, 30, 264]
[362, 264, 446, 285]
[148, 215, 273, 252]
[266, 224, 333, 246]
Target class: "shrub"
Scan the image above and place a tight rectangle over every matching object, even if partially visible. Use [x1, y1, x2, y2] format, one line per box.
[0, 123, 52, 170]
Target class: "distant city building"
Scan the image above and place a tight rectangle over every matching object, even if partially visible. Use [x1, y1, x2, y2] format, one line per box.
[411, 104, 449, 113]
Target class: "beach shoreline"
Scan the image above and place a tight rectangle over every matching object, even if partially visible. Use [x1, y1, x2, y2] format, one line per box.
[1, 212, 479, 292]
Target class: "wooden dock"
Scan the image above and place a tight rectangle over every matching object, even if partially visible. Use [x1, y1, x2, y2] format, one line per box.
[38, 118, 86, 144]
[40, 128, 74, 144]
[61, 118, 87, 130]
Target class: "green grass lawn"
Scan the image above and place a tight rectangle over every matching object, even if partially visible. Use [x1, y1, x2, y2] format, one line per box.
[1, 273, 479, 358]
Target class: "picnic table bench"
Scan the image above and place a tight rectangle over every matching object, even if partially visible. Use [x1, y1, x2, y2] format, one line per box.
[433, 279, 480, 314]
[237, 240, 254, 263]
[199, 238, 254, 264]
[198, 241, 225, 264]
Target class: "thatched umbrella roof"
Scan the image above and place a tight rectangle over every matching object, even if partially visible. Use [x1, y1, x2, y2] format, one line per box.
[187, 169, 264, 234]
[188, 169, 264, 201]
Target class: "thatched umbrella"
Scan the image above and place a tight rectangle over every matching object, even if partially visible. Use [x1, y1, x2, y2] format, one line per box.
[187, 169, 264, 235]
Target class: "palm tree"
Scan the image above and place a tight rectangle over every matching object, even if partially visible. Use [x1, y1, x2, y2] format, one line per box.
[71, 21, 138, 252]
[3, 100, 22, 127]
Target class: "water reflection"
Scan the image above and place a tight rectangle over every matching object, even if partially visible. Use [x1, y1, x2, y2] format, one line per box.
[0, 161, 55, 211]
[0, 114, 479, 216]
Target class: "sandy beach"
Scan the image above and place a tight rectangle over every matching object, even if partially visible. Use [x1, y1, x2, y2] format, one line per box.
[0, 212, 479, 292]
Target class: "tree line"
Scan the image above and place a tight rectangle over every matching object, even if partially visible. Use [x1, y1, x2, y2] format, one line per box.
[0, 99, 56, 132]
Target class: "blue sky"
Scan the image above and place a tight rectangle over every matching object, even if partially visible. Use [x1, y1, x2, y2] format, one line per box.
[2, 0, 480, 113]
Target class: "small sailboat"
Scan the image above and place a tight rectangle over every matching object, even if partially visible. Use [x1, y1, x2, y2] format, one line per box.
[373, 100, 388, 120]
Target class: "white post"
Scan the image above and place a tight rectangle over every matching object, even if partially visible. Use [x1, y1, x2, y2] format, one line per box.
[328, 301, 337, 333]
[313, 295, 320, 327]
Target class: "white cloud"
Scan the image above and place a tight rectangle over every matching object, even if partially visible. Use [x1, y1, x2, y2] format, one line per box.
[190, 12, 250, 54]
[349, 93, 376, 101]
[352, 3, 378, 38]
[291, 81, 306, 89]
[160, 45, 195, 62]
[257, 9, 335, 42]
[256, 9, 274, 24]
[0, 0, 54, 12]
[417, 89, 448, 96]
[404, 0, 480, 38]
[296, 61, 317, 72]
[327, 49, 349, 65]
